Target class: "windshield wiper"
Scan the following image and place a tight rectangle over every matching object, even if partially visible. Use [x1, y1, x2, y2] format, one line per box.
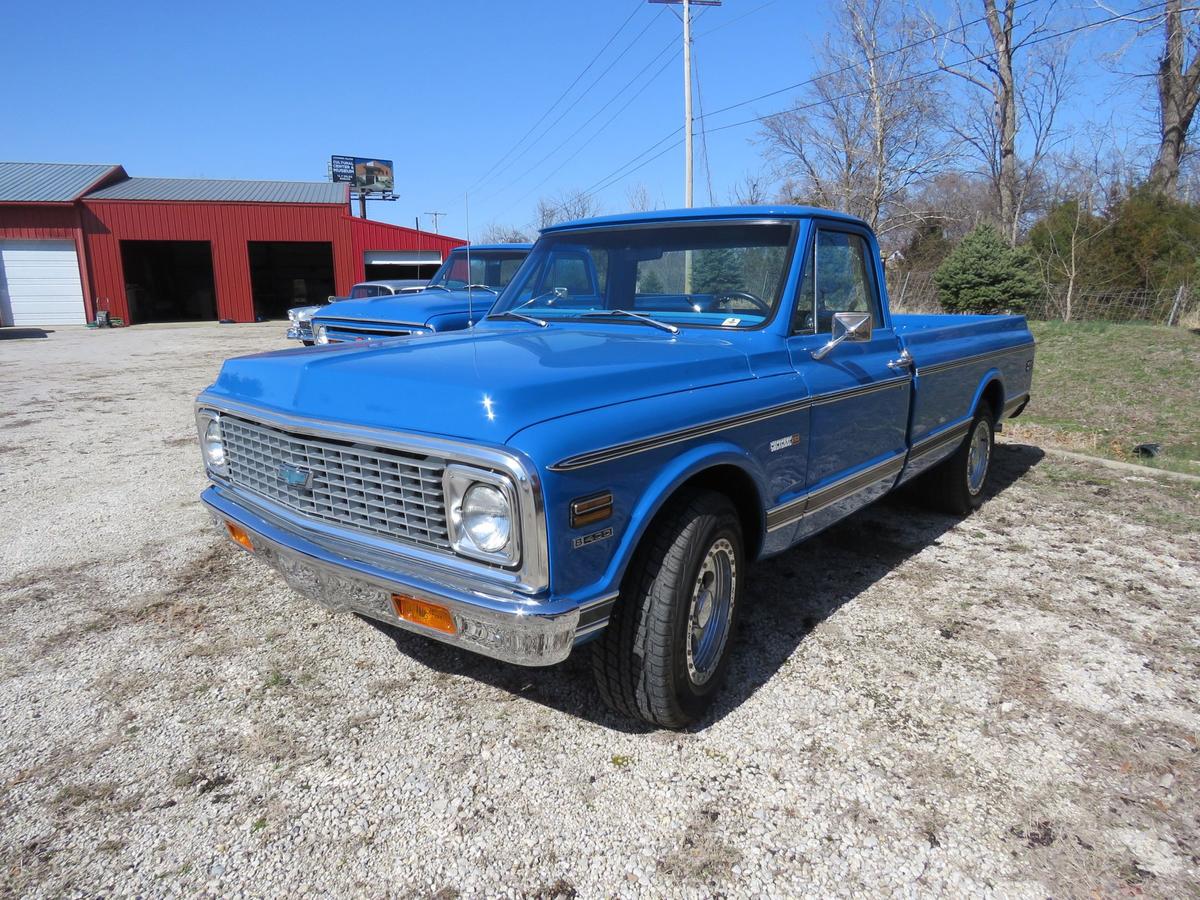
[462, 284, 500, 295]
[491, 310, 548, 327]
[486, 287, 565, 326]
[580, 309, 679, 334]
[423, 283, 452, 292]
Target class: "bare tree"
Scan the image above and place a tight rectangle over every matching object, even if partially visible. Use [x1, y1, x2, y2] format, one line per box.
[1103, 1, 1200, 195]
[480, 223, 533, 244]
[761, 0, 953, 238]
[729, 171, 772, 205]
[1033, 152, 1118, 320]
[535, 189, 602, 229]
[930, 0, 1073, 244]
[624, 183, 656, 212]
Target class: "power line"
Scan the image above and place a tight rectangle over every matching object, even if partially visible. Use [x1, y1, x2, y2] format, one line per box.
[483, 33, 680, 206]
[702, 2, 1161, 137]
[464, 0, 645, 195]
[698, 0, 1046, 125]
[468, 3, 667, 199]
[692, 40, 716, 205]
[573, 0, 1157, 205]
[496, 46, 682, 219]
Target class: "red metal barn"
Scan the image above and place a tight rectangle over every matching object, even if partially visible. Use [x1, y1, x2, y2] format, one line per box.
[0, 162, 465, 327]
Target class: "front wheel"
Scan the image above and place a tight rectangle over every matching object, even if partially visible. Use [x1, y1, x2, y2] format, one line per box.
[592, 490, 744, 729]
[923, 407, 995, 514]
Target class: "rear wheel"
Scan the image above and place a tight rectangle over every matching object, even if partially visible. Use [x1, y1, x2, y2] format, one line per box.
[591, 490, 744, 729]
[924, 407, 995, 514]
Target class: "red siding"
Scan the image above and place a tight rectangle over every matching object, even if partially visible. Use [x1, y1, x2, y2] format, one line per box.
[0, 205, 94, 314]
[77, 201, 465, 323]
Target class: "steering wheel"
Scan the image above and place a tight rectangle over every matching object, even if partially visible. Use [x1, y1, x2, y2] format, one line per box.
[711, 290, 770, 315]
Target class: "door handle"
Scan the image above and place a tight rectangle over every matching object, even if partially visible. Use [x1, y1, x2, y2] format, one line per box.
[887, 349, 914, 371]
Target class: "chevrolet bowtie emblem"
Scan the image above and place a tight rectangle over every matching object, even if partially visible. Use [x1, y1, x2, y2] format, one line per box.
[278, 463, 313, 490]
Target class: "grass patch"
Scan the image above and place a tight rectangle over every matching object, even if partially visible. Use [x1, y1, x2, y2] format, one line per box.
[1012, 321, 1200, 475]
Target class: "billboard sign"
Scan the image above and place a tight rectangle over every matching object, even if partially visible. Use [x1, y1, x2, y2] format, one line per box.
[331, 156, 395, 195]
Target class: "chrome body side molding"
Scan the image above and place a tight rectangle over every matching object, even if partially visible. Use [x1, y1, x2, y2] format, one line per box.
[765, 454, 906, 532]
[549, 377, 909, 472]
[914, 341, 1035, 377]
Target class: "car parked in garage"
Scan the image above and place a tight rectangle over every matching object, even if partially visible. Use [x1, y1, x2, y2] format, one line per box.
[197, 207, 1034, 727]
[310, 244, 531, 343]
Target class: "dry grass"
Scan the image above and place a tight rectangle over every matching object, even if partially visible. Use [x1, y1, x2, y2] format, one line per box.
[1011, 321, 1200, 475]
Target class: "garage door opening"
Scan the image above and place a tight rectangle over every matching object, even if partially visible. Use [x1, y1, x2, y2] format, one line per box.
[363, 261, 441, 282]
[362, 249, 443, 285]
[121, 241, 216, 323]
[249, 241, 335, 320]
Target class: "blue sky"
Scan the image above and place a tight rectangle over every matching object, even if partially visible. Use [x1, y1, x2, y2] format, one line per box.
[3, 0, 1152, 238]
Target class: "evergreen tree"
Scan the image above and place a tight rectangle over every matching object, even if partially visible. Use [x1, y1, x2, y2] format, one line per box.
[692, 247, 745, 296]
[639, 269, 665, 293]
[934, 224, 1041, 314]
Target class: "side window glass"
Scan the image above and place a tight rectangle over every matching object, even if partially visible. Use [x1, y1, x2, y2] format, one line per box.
[792, 239, 815, 334]
[814, 231, 876, 334]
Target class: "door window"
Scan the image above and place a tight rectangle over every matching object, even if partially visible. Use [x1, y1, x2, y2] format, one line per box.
[792, 230, 880, 334]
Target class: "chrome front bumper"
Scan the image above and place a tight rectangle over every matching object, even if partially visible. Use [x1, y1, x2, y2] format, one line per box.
[201, 486, 591, 666]
[285, 325, 313, 342]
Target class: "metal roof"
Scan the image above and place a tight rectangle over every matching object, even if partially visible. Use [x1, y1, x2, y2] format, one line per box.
[0, 161, 122, 202]
[85, 177, 348, 204]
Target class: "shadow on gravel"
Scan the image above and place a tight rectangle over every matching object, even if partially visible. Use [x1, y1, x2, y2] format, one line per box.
[0, 327, 54, 340]
[365, 443, 1045, 733]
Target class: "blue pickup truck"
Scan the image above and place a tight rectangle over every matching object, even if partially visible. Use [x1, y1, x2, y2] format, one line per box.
[311, 244, 531, 344]
[196, 207, 1034, 727]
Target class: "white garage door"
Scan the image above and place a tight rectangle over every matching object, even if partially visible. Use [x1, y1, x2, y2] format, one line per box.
[0, 240, 87, 326]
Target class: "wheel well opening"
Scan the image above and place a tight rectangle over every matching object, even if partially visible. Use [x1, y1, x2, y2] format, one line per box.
[680, 465, 764, 561]
[980, 379, 1004, 423]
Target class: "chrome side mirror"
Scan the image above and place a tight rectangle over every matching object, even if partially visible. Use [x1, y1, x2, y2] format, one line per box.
[811, 312, 872, 360]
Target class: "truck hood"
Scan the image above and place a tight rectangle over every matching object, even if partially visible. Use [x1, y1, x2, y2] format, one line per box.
[314, 289, 499, 326]
[204, 326, 753, 442]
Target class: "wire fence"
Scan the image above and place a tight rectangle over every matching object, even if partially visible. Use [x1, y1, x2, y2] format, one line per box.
[887, 271, 1200, 327]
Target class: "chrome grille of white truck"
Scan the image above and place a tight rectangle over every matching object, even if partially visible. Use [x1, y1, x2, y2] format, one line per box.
[220, 415, 450, 551]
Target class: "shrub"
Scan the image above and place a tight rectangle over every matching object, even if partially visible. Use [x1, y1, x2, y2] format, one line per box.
[934, 223, 1041, 314]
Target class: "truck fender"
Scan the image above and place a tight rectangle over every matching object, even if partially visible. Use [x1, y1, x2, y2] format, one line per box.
[969, 368, 1006, 422]
[600, 441, 767, 592]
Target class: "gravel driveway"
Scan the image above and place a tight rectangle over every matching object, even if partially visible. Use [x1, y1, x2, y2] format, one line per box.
[2, 324, 1197, 898]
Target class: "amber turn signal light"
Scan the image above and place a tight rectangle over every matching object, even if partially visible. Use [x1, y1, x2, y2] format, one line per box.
[225, 522, 254, 552]
[570, 491, 613, 528]
[392, 594, 457, 635]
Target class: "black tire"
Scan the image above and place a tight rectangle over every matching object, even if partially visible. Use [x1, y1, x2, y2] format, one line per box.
[591, 489, 744, 729]
[924, 406, 995, 515]
[302, 339, 315, 347]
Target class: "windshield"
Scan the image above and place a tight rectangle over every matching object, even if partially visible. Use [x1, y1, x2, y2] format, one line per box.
[490, 222, 795, 329]
[427, 249, 529, 291]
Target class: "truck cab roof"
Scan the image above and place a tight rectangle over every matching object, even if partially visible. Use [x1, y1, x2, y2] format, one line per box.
[543, 205, 870, 234]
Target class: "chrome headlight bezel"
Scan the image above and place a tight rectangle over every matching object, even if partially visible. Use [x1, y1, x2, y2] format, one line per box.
[443, 464, 520, 567]
[288, 305, 320, 325]
[196, 408, 228, 478]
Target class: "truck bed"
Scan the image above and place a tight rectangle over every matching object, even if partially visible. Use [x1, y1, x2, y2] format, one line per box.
[892, 313, 1036, 479]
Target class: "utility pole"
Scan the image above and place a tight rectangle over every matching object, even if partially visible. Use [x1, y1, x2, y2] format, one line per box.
[683, 0, 692, 208]
[424, 211, 446, 234]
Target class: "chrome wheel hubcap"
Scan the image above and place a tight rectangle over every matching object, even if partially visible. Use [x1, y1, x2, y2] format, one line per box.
[967, 419, 991, 495]
[687, 538, 737, 685]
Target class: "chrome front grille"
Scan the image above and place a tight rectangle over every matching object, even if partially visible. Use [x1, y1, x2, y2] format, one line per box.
[318, 318, 425, 343]
[220, 415, 450, 551]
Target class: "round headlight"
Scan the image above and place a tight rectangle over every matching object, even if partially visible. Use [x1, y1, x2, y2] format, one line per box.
[203, 419, 226, 469]
[461, 483, 511, 553]
[314, 324, 329, 344]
